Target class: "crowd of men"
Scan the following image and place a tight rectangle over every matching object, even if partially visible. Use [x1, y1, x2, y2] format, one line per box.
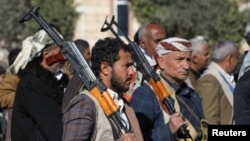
[0, 19, 249, 141]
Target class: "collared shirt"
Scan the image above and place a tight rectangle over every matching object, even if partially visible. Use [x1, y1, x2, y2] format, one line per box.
[164, 78, 203, 110]
[140, 47, 157, 67]
[210, 62, 235, 85]
[107, 89, 130, 130]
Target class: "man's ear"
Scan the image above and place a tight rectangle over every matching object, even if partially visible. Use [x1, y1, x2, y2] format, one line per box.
[156, 56, 165, 69]
[42, 48, 50, 58]
[100, 62, 111, 76]
[40, 48, 51, 68]
[139, 40, 145, 49]
[226, 54, 233, 65]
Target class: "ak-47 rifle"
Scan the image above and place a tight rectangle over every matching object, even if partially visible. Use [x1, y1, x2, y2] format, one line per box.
[101, 16, 191, 139]
[19, 6, 130, 136]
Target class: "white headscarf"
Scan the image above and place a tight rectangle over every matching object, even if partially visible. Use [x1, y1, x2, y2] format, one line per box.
[10, 29, 62, 74]
[155, 37, 193, 56]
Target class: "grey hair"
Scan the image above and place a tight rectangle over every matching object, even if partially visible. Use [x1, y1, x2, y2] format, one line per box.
[189, 38, 208, 56]
[212, 39, 238, 62]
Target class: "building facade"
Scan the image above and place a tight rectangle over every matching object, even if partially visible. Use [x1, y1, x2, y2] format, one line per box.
[73, 0, 140, 47]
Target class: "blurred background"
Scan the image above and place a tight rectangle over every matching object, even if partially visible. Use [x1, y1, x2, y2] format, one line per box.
[1, 0, 250, 69]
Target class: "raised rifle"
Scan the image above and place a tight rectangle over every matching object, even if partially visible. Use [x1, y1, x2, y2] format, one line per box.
[19, 6, 130, 136]
[101, 16, 191, 139]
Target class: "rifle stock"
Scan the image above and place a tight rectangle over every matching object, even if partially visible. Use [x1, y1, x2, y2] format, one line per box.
[46, 51, 65, 66]
[101, 15, 191, 139]
[19, 6, 129, 136]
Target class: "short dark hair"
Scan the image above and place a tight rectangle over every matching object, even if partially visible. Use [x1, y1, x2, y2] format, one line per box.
[91, 37, 131, 77]
[74, 39, 90, 52]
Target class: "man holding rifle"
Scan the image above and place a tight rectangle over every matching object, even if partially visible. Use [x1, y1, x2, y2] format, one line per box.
[129, 22, 187, 141]
[130, 37, 207, 141]
[62, 37, 143, 141]
[11, 28, 69, 141]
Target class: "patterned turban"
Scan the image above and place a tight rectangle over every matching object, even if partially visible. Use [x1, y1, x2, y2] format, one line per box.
[10, 29, 62, 74]
[155, 37, 193, 57]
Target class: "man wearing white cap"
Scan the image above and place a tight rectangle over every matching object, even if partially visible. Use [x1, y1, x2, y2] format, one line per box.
[130, 37, 207, 141]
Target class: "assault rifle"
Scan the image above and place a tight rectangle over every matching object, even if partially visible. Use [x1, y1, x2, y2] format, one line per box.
[19, 6, 130, 135]
[101, 16, 191, 139]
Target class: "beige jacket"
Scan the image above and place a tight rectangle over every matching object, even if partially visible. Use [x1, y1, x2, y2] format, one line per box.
[85, 90, 143, 141]
[196, 62, 234, 124]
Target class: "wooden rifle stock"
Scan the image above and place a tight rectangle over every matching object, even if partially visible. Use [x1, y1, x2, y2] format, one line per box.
[46, 51, 66, 66]
[90, 87, 130, 135]
[148, 79, 176, 113]
[148, 79, 166, 102]
[19, 6, 129, 136]
[90, 87, 116, 116]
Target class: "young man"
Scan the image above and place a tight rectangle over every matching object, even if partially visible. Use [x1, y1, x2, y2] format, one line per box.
[62, 37, 143, 141]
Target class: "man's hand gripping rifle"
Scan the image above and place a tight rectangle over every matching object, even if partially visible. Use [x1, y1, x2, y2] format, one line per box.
[101, 16, 191, 139]
[19, 6, 130, 136]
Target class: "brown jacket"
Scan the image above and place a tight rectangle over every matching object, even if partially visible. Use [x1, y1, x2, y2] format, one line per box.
[0, 71, 20, 141]
[0, 71, 20, 108]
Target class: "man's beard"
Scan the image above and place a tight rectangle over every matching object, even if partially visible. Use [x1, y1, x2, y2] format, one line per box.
[111, 71, 130, 94]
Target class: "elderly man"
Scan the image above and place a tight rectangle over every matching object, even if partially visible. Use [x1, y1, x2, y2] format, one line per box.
[136, 21, 166, 67]
[130, 37, 207, 141]
[185, 38, 211, 89]
[196, 39, 239, 125]
[124, 22, 166, 102]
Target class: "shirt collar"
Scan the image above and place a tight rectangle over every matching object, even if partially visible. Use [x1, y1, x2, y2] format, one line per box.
[107, 88, 125, 113]
[161, 75, 191, 96]
[209, 61, 235, 83]
[140, 46, 157, 67]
